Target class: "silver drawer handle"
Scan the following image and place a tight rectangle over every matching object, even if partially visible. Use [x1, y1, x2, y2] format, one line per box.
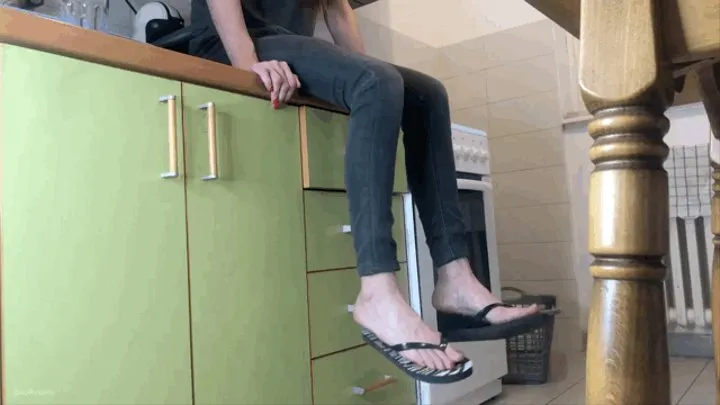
[352, 375, 397, 396]
[341, 225, 352, 234]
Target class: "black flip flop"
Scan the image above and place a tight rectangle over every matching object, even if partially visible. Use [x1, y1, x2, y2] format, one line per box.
[361, 329, 473, 384]
[440, 303, 561, 342]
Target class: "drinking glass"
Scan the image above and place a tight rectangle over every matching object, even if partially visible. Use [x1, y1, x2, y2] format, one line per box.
[58, 0, 108, 31]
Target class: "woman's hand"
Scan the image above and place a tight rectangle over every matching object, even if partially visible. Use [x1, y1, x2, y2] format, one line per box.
[250, 60, 302, 108]
[205, 0, 299, 108]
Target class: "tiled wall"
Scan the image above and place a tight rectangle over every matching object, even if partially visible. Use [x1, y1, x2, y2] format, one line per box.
[317, 15, 468, 79]
[353, 0, 548, 48]
[438, 20, 582, 354]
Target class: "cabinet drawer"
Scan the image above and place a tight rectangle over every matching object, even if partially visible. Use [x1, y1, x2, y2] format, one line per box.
[308, 265, 409, 358]
[312, 345, 416, 405]
[305, 191, 406, 272]
[299, 106, 408, 193]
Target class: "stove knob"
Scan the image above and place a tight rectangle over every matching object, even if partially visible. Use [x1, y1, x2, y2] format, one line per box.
[461, 147, 472, 161]
[452, 145, 461, 157]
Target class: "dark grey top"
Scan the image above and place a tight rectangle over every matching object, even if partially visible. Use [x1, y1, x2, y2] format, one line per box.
[190, 0, 319, 42]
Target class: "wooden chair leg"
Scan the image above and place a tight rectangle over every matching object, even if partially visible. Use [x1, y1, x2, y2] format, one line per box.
[579, 0, 673, 404]
[697, 62, 720, 405]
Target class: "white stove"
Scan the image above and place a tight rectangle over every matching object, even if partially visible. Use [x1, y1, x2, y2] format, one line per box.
[403, 124, 505, 405]
[451, 124, 491, 175]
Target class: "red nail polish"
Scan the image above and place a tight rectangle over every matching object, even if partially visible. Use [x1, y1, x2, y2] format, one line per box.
[273, 100, 279, 109]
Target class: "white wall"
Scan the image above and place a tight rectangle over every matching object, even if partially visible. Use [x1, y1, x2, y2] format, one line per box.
[564, 102, 713, 330]
[355, 0, 546, 47]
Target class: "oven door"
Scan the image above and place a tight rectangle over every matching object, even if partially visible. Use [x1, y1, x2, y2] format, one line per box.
[455, 178, 501, 296]
[409, 177, 506, 405]
[416, 177, 502, 327]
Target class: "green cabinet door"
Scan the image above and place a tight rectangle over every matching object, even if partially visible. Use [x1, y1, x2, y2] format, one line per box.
[1, 46, 192, 404]
[302, 107, 408, 193]
[183, 84, 312, 404]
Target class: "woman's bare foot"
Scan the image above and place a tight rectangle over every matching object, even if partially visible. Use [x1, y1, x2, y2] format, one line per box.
[432, 258, 539, 322]
[353, 272, 465, 370]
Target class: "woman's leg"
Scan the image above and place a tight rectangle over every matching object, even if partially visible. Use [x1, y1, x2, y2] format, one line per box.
[393, 66, 538, 322]
[193, 34, 534, 368]
[193, 34, 463, 370]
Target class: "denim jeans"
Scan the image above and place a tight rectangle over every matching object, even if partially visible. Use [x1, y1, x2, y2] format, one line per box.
[191, 31, 469, 277]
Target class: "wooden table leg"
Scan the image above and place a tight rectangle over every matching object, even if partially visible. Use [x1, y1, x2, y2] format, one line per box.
[697, 62, 720, 405]
[579, 0, 673, 404]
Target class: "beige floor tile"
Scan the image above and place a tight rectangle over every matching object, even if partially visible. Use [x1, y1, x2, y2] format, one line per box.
[672, 358, 711, 404]
[490, 353, 585, 405]
[493, 356, 711, 405]
[490, 384, 572, 405]
[679, 361, 715, 405]
[548, 380, 584, 405]
[548, 358, 708, 405]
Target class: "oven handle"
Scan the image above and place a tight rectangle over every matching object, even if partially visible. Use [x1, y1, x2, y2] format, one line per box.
[457, 178, 493, 192]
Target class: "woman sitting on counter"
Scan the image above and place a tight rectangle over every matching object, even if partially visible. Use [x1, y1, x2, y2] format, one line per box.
[188, 0, 543, 384]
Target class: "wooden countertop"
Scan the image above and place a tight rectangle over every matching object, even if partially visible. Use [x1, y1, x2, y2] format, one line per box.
[0, 7, 344, 113]
[524, 0, 720, 65]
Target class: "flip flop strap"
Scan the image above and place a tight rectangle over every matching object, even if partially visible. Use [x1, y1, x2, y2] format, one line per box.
[474, 302, 513, 322]
[389, 339, 449, 352]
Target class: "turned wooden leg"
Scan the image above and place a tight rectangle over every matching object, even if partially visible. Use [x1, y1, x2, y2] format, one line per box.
[697, 62, 720, 405]
[579, 0, 673, 404]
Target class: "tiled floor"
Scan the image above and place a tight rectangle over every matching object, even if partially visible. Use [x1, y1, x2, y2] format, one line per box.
[487, 353, 715, 405]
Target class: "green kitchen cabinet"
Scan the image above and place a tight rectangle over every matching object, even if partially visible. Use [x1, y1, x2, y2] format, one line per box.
[300, 107, 409, 193]
[312, 345, 416, 405]
[182, 84, 312, 404]
[307, 264, 410, 358]
[304, 191, 407, 272]
[1, 46, 192, 404]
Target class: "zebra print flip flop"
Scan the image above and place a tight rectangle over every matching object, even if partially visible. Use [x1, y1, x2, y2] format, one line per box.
[361, 329, 473, 384]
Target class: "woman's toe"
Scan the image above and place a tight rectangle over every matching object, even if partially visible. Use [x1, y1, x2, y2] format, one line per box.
[445, 345, 465, 363]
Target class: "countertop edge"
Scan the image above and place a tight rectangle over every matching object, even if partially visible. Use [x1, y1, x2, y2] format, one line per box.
[0, 7, 345, 114]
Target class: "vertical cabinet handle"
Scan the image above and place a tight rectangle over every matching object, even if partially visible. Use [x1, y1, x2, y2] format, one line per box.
[200, 102, 218, 181]
[160, 95, 179, 179]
